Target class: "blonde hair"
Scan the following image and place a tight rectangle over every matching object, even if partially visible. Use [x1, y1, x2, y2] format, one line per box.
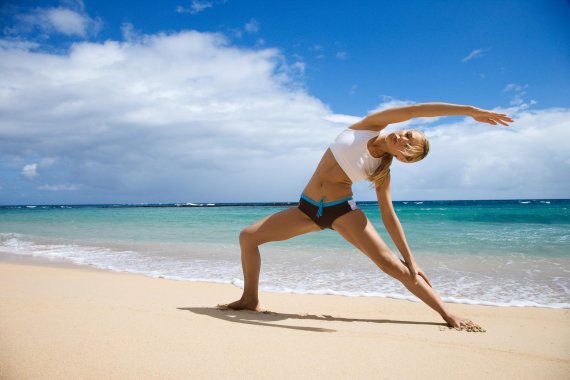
[368, 130, 430, 188]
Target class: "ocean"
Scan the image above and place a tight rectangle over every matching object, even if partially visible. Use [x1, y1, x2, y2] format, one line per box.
[1, 199, 568, 308]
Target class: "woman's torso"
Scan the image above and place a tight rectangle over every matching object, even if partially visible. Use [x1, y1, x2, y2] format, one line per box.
[302, 128, 383, 201]
[302, 148, 354, 201]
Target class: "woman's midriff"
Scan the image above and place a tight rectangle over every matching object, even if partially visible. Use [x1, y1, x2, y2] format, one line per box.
[301, 149, 354, 201]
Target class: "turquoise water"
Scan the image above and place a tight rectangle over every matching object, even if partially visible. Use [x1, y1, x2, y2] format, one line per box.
[1, 199, 569, 308]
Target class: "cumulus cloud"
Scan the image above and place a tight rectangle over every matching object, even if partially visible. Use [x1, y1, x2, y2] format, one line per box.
[11, 2, 101, 38]
[21, 163, 38, 179]
[370, 96, 415, 111]
[503, 83, 537, 110]
[121, 22, 140, 42]
[344, 98, 570, 200]
[323, 114, 360, 125]
[0, 29, 345, 203]
[176, 1, 216, 15]
[19, 158, 55, 180]
[462, 48, 487, 62]
[0, 18, 567, 204]
[378, 107, 570, 201]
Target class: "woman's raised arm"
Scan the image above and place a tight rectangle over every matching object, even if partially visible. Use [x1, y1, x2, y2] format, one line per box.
[354, 102, 512, 130]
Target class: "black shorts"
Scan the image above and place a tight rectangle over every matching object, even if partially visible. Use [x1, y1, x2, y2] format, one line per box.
[298, 194, 359, 230]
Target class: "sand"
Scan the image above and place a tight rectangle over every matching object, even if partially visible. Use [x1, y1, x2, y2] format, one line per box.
[0, 260, 569, 380]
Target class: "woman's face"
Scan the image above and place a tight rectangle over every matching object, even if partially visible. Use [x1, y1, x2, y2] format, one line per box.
[387, 130, 424, 162]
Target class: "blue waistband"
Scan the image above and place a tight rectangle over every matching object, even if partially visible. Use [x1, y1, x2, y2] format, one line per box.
[300, 193, 353, 207]
[301, 194, 353, 218]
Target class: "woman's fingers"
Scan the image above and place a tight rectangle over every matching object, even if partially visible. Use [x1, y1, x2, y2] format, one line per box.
[473, 113, 512, 126]
[473, 109, 513, 127]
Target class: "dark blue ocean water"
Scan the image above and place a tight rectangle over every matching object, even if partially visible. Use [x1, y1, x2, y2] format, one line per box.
[1, 199, 568, 308]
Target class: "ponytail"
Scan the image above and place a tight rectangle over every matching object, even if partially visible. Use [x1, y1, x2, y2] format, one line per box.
[369, 154, 393, 189]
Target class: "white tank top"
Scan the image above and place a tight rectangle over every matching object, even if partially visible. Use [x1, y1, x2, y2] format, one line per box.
[329, 129, 384, 183]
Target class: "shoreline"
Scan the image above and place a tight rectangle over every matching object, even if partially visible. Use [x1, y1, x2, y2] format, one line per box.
[1, 260, 569, 379]
[1, 251, 568, 310]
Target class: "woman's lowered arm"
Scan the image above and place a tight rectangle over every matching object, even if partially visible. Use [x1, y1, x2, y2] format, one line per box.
[375, 175, 431, 286]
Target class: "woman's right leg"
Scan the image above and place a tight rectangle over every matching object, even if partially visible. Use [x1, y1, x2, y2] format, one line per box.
[332, 210, 481, 330]
[225, 207, 322, 310]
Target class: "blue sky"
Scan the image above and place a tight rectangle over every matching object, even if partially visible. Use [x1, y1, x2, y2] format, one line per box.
[1, 0, 569, 204]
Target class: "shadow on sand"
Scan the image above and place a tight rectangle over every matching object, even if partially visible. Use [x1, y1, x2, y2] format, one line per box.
[177, 307, 446, 333]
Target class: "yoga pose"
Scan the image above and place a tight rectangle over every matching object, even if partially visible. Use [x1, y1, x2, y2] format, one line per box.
[224, 103, 512, 330]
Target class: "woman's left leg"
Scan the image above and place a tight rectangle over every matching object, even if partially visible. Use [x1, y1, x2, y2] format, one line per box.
[332, 210, 481, 330]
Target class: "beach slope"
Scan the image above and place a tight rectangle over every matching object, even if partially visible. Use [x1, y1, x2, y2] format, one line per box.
[0, 261, 568, 379]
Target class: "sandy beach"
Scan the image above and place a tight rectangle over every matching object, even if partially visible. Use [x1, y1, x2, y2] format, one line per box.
[0, 260, 568, 380]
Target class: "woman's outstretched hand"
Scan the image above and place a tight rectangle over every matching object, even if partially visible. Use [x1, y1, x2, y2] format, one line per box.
[400, 258, 433, 288]
[471, 108, 513, 126]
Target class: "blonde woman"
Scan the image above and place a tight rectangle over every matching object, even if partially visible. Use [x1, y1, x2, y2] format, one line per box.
[224, 103, 512, 330]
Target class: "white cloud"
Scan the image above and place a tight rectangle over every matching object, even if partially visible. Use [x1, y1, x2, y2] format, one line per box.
[375, 107, 570, 201]
[291, 61, 305, 75]
[1, 23, 567, 203]
[504, 83, 535, 109]
[504, 83, 526, 93]
[176, 1, 215, 15]
[21, 163, 38, 179]
[370, 96, 415, 112]
[322, 114, 361, 125]
[14, 4, 101, 38]
[0, 30, 341, 203]
[121, 22, 140, 42]
[462, 48, 487, 62]
[244, 19, 260, 34]
[46, 8, 87, 36]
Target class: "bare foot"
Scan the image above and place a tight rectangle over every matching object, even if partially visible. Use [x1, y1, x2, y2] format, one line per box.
[217, 298, 262, 311]
[444, 314, 486, 332]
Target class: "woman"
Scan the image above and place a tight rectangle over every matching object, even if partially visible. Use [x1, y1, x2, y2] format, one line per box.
[224, 102, 513, 330]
